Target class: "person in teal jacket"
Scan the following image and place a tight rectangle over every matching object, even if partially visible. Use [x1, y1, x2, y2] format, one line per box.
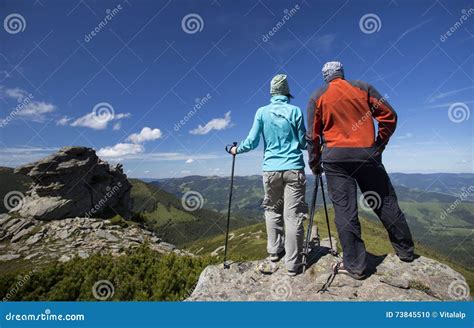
[229, 74, 307, 276]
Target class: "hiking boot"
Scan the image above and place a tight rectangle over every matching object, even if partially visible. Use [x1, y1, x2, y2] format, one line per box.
[287, 266, 303, 277]
[397, 252, 415, 263]
[398, 255, 415, 263]
[332, 262, 366, 280]
[269, 250, 285, 262]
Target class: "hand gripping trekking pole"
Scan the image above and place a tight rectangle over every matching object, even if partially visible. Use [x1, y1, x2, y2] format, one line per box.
[302, 175, 319, 273]
[223, 142, 237, 269]
[319, 173, 338, 256]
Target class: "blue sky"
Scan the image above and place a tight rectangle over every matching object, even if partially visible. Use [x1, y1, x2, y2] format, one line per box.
[0, 0, 472, 178]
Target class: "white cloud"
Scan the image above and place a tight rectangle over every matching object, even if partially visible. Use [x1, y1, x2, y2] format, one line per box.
[427, 86, 474, 103]
[0, 147, 59, 167]
[126, 127, 162, 143]
[395, 132, 413, 140]
[0, 86, 56, 122]
[113, 122, 121, 130]
[56, 116, 71, 126]
[190, 111, 232, 135]
[312, 33, 336, 53]
[95, 151, 218, 161]
[185, 158, 194, 164]
[96, 143, 144, 158]
[425, 100, 473, 109]
[70, 112, 130, 130]
[115, 113, 131, 119]
[2, 87, 29, 100]
[17, 101, 56, 122]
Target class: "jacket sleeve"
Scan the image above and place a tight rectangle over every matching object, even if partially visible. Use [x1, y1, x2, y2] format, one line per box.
[368, 84, 397, 150]
[305, 96, 322, 170]
[295, 108, 307, 150]
[237, 109, 262, 154]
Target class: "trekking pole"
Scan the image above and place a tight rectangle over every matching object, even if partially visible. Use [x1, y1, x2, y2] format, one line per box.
[223, 142, 237, 269]
[319, 173, 338, 256]
[302, 175, 319, 273]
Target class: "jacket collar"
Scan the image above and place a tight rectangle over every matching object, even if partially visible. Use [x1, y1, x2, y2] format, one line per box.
[326, 71, 345, 83]
[270, 95, 289, 103]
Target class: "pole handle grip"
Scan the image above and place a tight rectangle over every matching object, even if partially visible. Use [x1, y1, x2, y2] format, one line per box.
[225, 142, 238, 154]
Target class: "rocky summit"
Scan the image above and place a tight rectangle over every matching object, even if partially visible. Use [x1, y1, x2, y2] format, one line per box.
[12, 146, 132, 220]
[187, 238, 471, 301]
[0, 213, 187, 264]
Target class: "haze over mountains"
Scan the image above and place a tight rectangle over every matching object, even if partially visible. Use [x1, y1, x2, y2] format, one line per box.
[1, 158, 472, 299]
[153, 173, 474, 272]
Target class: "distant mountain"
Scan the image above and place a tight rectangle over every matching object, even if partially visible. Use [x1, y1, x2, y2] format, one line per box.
[154, 175, 264, 218]
[390, 173, 474, 200]
[153, 173, 473, 218]
[128, 179, 257, 246]
[154, 174, 474, 271]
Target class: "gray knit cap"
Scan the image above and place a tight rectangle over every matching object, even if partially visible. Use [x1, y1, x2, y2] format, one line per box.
[322, 61, 344, 82]
[270, 74, 293, 98]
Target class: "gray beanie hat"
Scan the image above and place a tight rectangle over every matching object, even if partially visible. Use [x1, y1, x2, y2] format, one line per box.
[270, 74, 293, 98]
[322, 61, 344, 82]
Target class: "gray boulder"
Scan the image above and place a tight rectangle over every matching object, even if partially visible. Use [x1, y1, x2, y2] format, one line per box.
[187, 239, 471, 302]
[12, 147, 132, 220]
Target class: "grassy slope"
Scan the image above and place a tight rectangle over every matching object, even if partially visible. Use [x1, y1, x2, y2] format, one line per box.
[129, 179, 252, 246]
[362, 201, 474, 269]
[186, 208, 474, 294]
[0, 246, 218, 301]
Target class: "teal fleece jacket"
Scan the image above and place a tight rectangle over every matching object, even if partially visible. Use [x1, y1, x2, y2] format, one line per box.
[237, 95, 306, 171]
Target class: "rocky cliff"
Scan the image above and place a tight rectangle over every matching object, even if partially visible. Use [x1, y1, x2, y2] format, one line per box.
[0, 213, 188, 265]
[187, 238, 471, 301]
[11, 146, 132, 220]
[0, 147, 187, 267]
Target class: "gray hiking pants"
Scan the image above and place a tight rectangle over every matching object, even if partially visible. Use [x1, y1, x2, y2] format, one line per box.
[262, 170, 307, 271]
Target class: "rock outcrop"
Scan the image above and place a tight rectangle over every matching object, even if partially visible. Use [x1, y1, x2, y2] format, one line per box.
[187, 238, 471, 301]
[0, 213, 188, 264]
[12, 147, 132, 220]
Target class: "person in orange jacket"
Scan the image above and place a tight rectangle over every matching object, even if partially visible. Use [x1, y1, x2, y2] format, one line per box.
[306, 61, 415, 279]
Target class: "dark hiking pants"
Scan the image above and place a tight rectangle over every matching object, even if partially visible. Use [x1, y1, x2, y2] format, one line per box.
[323, 161, 414, 275]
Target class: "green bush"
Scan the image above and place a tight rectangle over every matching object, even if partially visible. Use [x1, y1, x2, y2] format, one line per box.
[0, 246, 217, 301]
